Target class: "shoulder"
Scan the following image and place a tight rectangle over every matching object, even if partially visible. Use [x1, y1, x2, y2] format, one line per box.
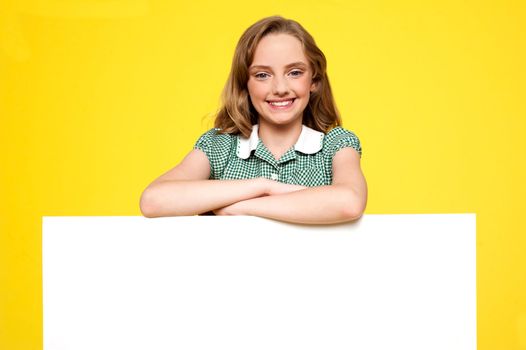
[193, 128, 236, 179]
[322, 126, 362, 158]
[194, 128, 236, 152]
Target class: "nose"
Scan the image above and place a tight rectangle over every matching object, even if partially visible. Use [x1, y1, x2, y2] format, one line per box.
[271, 75, 289, 96]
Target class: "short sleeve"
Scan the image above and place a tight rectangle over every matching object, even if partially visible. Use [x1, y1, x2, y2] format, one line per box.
[323, 126, 362, 159]
[193, 128, 235, 179]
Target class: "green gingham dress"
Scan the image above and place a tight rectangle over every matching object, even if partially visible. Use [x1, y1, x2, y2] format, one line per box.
[194, 124, 362, 187]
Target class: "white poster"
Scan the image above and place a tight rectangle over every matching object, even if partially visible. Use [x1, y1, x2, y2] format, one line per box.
[43, 214, 476, 350]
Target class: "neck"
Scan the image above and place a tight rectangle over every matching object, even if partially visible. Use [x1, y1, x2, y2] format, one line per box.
[257, 119, 303, 160]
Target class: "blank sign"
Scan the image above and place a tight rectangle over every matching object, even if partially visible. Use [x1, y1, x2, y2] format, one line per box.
[42, 214, 476, 350]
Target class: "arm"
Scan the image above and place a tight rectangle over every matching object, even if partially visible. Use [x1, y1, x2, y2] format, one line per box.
[213, 147, 367, 225]
[139, 149, 305, 217]
[140, 149, 264, 217]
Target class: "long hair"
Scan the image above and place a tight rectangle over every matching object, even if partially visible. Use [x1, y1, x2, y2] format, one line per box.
[214, 16, 342, 138]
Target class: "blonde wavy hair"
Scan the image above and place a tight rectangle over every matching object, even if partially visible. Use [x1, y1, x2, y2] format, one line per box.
[214, 16, 342, 138]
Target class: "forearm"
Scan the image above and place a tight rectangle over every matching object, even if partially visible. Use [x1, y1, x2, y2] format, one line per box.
[140, 178, 268, 217]
[221, 184, 366, 225]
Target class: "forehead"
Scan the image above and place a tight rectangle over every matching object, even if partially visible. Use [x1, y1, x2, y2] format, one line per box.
[250, 33, 308, 68]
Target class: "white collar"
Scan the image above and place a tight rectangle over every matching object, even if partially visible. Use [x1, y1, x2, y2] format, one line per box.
[236, 124, 324, 159]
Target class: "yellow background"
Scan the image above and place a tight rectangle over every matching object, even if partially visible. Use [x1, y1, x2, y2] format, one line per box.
[1, 0, 525, 349]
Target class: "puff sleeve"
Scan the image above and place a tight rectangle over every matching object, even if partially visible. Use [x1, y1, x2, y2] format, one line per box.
[323, 126, 362, 159]
[193, 128, 235, 179]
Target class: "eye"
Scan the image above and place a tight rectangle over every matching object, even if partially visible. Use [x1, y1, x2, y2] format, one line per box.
[254, 72, 270, 79]
[289, 70, 303, 77]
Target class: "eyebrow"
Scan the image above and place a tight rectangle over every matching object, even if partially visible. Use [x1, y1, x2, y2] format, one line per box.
[249, 61, 308, 71]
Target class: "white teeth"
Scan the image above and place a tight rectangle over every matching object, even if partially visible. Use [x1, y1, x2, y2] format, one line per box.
[269, 99, 293, 106]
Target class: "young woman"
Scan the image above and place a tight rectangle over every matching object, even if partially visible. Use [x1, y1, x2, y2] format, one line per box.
[140, 16, 367, 224]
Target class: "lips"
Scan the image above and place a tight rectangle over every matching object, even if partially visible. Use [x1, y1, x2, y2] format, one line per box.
[267, 98, 295, 109]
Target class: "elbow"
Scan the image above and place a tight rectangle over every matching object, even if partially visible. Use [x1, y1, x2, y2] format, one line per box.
[140, 185, 189, 218]
[340, 189, 367, 222]
[341, 204, 364, 222]
[139, 187, 161, 218]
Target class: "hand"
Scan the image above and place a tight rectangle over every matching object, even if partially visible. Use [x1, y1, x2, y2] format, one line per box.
[212, 202, 241, 216]
[212, 206, 229, 216]
[264, 178, 307, 196]
[212, 178, 307, 216]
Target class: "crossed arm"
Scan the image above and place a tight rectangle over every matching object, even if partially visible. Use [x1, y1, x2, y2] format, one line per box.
[140, 147, 367, 225]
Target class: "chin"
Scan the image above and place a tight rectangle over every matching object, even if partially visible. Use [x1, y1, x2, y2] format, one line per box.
[261, 118, 301, 128]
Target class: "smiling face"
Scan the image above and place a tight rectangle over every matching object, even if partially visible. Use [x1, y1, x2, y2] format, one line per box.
[247, 33, 316, 129]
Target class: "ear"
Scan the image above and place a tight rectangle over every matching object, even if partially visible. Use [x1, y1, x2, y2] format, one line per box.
[310, 80, 318, 93]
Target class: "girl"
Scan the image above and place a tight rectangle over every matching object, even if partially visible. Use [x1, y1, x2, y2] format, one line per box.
[140, 16, 367, 224]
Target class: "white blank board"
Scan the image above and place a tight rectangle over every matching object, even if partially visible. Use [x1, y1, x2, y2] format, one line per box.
[42, 214, 476, 350]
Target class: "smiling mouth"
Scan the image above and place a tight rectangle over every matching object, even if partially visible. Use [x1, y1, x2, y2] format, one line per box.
[267, 98, 295, 108]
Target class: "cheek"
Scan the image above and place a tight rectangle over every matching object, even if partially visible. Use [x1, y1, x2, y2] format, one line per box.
[246, 82, 265, 113]
[247, 81, 264, 100]
[293, 78, 314, 95]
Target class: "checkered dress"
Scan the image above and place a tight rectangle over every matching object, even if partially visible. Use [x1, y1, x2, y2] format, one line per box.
[193, 126, 362, 187]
